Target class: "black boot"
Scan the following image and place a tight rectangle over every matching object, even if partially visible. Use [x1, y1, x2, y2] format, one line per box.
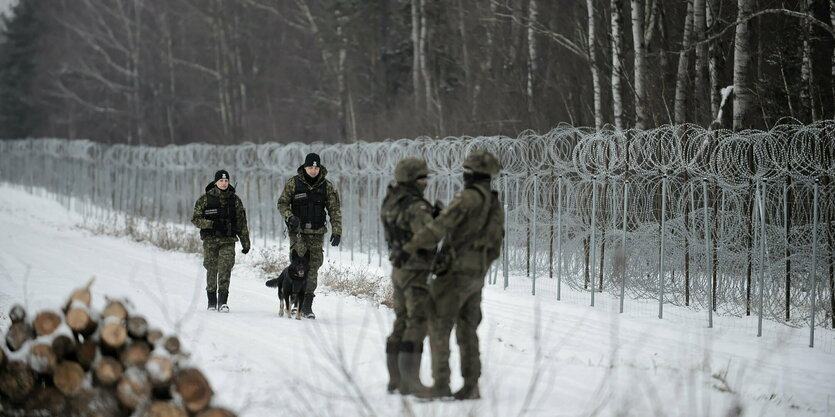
[207, 291, 217, 311]
[218, 292, 229, 313]
[453, 383, 480, 400]
[301, 295, 315, 319]
[386, 341, 400, 393]
[397, 342, 429, 396]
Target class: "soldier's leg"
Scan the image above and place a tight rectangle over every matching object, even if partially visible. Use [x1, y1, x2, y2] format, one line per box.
[304, 233, 325, 295]
[401, 274, 431, 346]
[455, 288, 483, 387]
[203, 240, 220, 293]
[427, 276, 458, 392]
[386, 275, 406, 393]
[216, 242, 236, 294]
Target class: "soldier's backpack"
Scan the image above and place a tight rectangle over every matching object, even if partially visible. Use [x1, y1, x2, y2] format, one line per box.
[469, 186, 505, 264]
[380, 187, 425, 250]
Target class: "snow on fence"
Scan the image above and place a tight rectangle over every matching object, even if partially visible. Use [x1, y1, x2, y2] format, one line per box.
[1, 122, 833, 339]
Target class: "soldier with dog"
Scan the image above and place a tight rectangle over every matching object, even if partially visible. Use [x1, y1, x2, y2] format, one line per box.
[276, 153, 342, 319]
[192, 169, 251, 313]
[381, 157, 441, 396]
[401, 150, 505, 400]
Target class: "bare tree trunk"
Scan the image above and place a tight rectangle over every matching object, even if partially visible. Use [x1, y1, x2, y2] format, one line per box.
[675, 0, 695, 124]
[457, 0, 471, 118]
[419, 0, 434, 129]
[733, 0, 755, 131]
[411, 0, 421, 111]
[831, 0, 835, 117]
[527, 0, 538, 123]
[707, 0, 722, 119]
[473, 0, 497, 120]
[801, 0, 816, 121]
[694, 0, 709, 125]
[336, 8, 349, 140]
[587, 0, 603, 129]
[611, 0, 625, 130]
[632, 0, 648, 128]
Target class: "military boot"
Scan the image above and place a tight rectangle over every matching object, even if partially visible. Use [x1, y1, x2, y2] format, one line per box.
[414, 380, 452, 400]
[453, 383, 480, 400]
[218, 292, 229, 313]
[301, 295, 316, 319]
[385, 341, 400, 393]
[207, 291, 217, 311]
[397, 342, 430, 396]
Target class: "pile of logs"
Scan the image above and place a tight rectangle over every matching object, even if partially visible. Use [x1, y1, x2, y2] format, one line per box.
[0, 279, 236, 417]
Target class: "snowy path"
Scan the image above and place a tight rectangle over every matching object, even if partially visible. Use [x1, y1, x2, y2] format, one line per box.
[1, 185, 834, 417]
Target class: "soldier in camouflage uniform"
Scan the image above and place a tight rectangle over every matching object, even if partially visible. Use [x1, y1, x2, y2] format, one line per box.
[191, 169, 251, 313]
[276, 153, 342, 319]
[402, 150, 505, 400]
[381, 158, 439, 395]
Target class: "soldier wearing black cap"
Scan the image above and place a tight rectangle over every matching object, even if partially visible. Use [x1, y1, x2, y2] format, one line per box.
[276, 153, 342, 319]
[191, 169, 251, 312]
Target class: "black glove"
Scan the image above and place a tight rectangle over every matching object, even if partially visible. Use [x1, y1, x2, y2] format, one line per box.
[241, 247, 250, 254]
[330, 234, 341, 247]
[432, 200, 445, 218]
[390, 249, 410, 268]
[286, 216, 300, 229]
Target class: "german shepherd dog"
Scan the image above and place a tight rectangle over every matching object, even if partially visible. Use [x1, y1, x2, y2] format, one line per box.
[265, 250, 309, 320]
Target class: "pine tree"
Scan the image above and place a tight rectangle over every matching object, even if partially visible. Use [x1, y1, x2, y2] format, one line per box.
[0, 0, 43, 139]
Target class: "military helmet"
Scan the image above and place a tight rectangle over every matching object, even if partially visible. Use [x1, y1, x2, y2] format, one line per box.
[394, 157, 432, 183]
[462, 150, 501, 175]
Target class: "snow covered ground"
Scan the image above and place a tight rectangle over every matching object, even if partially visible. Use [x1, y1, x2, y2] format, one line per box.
[1, 184, 834, 417]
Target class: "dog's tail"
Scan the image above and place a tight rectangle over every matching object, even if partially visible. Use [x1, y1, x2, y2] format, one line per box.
[265, 278, 281, 288]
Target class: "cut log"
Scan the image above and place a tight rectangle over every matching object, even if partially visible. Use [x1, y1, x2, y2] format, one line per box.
[141, 401, 189, 417]
[54, 361, 86, 397]
[6, 321, 34, 351]
[174, 368, 213, 413]
[70, 387, 123, 417]
[52, 334, 78, 361]
[102, 299, 129, 321]
[29, 343, 58, 374]
[0, 361, 36, 402]
[24, 386, 67, 415]
[146, 356, 174, 389]
[117, 367, 152, 410]
[94, 356, 124, 387]
[77, 338, 98, 371]
[66, 305, 98, 336]
[101, 319, 128, 351]
[128, 316, 149, 340]
[9, 304, 26, 323]
[34, 310, 63, 336]
[147, 329, 164, 346]
[64, 277, 95, 311]
[163, 336, 180, 355]
[121, 341, 151, 368]
[196, 408, 238, 417]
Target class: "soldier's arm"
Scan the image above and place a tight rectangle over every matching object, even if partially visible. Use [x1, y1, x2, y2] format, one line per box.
[235, 196, 251, 250]
[406, 200, 434, 235]
[403, 189, 481, 253]
[276, 179, 295, 220]
[191, 196, 212, 230]
[326, 181, 342, 235]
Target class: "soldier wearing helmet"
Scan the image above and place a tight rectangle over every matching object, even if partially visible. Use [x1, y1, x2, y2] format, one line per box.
[402, 150, 505, 400]
[380, 157, 439, 396]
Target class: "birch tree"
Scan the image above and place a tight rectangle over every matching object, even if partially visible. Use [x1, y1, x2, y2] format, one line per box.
[587, 0, 603, 129]
[733, 0, 755, 131]
[674, 0, 695, 124]
[527, 0, 538, 121]
[611, 0, 625, 130]
[631, 0, 648, 129]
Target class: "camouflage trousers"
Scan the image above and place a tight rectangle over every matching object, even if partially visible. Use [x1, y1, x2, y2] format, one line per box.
[428, 272, 485, 387]
[387, 268, 432, 352]
[289, 232, 324, 295]
[203, 239, 236, 294]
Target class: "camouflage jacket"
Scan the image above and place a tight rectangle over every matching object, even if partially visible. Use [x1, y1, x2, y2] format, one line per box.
[191, 183, 251, 249]
[276, 166, 342, 235]
[381, 182, 435, 271]
[402, 180, 504, 274]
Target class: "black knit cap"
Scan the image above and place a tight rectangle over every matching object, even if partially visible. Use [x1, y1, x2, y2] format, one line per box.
[214, 169, 230, 181]
[303, 153, 321, 168]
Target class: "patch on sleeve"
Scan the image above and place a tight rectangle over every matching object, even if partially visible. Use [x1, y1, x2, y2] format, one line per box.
[419, 204, 429, 211]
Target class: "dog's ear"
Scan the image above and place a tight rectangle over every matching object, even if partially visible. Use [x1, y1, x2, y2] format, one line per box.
[303, 251, 311, 262]
[291, 249, 300, 260]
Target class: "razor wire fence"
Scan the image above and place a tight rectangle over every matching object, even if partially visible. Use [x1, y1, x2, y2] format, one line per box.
[1, 122, 834, 340]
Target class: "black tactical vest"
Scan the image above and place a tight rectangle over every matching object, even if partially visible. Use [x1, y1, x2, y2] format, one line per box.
[291, 176, 328, 229]
[201, 194, 237, 238]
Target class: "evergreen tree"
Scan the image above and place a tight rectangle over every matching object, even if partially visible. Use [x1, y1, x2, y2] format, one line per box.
[0, 0, 43, 139]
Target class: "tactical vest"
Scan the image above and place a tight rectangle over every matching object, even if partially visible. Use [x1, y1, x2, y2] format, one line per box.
[451, 184, 504, 257]
[291, 176, 328, 230]
[201, 194, 237, 238]
[381, 189, 427, 250]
